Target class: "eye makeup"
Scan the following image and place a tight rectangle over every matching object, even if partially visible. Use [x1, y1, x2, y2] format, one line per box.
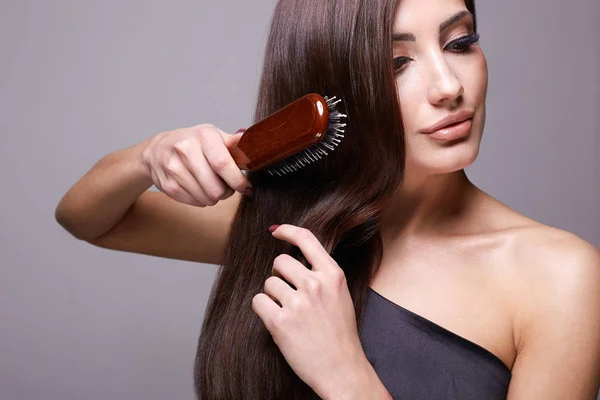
[392, 32, 480, 73]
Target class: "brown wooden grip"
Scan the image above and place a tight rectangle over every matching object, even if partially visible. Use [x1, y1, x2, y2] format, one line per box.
[230, 93, 330, 171]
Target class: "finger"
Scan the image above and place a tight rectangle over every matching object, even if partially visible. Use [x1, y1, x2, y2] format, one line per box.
[252, 293, 281, 332]
[272, 254, 311, 290]
[162, 178, 205, 206]
[264, 275, 295, 306]
[219, 186, 236, 201]
[164, 152, 212, 205]
[173, 139, 232, 204]
[156, 162, 204, 206]
[172, 188, 205, 207]
[270, 225, 335, 272]
[222, 128, 246, 148]
[201, 127, 251, 193]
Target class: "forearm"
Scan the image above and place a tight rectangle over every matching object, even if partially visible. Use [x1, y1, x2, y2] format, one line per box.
[55, 137, 154, 240]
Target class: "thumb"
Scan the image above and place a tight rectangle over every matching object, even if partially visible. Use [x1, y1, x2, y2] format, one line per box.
[221, 128, 246, 149]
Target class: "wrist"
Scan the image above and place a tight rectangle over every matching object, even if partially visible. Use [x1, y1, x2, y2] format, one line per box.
[322, 354, 391, 400]
[128, 137, 154, 188]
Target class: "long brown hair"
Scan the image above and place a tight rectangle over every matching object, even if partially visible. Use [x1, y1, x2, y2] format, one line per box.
[195, 0, 477, 398]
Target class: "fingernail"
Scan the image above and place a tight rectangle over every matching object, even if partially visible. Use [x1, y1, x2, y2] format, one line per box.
[243, 186, 253, 197]
[235, 128, 247, 134]
[268, 224, 280, 233]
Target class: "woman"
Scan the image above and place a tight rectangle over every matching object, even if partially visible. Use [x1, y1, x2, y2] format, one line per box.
[55, 0, 600, 398]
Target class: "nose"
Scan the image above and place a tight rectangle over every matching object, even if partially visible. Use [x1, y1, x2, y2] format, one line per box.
[426, 52, 464, 106]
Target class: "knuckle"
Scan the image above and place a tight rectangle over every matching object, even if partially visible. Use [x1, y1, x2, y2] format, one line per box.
[304, 277, 321, 295]
[164, 159, 182, 176]
[288, 294, 306, 311]
[330, 267, 346, 284]
[210, 156, 229, 173]
[205, 185, 226, 201]
[297, 228, 314, 242]
[173, 139, 191, 155]
[270, 310, 287, 329]
[297, 226, 311, 235]
[196, 124, 219, 145]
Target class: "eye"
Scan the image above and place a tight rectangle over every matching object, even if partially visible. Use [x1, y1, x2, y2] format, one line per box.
[392, 32, 480, 74]
[393, 56, 412, 72]
[444, 32, 480, 53]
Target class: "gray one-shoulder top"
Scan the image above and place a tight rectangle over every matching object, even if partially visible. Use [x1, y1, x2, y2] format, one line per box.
[359, 288, 511, 399]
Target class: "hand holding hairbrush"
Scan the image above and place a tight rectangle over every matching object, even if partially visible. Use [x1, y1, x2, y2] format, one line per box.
[140, 93, 346, 207]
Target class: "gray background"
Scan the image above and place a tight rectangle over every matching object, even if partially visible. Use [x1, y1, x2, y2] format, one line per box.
[1, 0, 598, 399]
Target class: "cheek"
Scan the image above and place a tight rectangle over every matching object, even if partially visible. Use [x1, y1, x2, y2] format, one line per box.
[456, 51, 488, 102]
[395, 77, 421, 132]
[479, 55, 489, 99]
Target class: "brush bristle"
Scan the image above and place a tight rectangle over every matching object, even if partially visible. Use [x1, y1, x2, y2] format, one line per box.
[264, 96, 347, 177]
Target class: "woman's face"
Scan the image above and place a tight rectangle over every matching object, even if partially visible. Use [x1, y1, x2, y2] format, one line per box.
[392, 0, 488, 177]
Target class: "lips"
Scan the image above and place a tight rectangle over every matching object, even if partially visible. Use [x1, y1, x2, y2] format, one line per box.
[421, 110, 475, 134]
[425, 118, 473, 141]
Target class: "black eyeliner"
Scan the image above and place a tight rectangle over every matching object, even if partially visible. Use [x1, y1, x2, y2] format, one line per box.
[446, 32, 480, 51]
[392, 32, 480, 72]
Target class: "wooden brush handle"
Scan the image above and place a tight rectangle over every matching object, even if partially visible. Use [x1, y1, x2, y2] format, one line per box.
[229, 93, 330, 171]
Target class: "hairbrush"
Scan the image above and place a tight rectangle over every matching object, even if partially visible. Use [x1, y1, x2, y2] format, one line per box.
[228, 93, 347, 176]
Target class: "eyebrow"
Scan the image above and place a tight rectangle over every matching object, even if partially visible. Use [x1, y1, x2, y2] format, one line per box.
[392, 10, 472, 42]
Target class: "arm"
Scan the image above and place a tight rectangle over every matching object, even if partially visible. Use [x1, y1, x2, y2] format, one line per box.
[86, 190, 241, 264]
[55, 138, 155, 241]
[507, 238, 600, 399]
[55, 137, 242, 264]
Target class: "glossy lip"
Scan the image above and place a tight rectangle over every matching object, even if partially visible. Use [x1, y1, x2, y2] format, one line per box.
[426, 118, 473, 141]
[420, 110, 475, 134]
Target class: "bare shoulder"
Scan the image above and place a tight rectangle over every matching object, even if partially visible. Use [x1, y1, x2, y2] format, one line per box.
[488, 209, 600, 334]
[511, 223, 600, 329]
[475, 189, 600, 271]
[480, 195, 600, 396]
[502, 222, 600, 397]
[476, 193, 599, 341]
[498, 214, 600, 330]
[510, 221, 600, 260]
[509, 222, 600, 290]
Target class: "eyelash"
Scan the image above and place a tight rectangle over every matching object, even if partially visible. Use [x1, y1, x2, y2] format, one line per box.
[393, 32, 480, 72]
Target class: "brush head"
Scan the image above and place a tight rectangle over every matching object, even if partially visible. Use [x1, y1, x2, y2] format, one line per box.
[231, 93, 347, 176]
[266, 95, 347, 176]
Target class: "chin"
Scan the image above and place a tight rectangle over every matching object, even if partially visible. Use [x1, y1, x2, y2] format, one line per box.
[406, 135, 482, 175]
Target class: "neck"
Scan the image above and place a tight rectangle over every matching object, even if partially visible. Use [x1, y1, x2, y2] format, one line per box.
[379, 169, 477, 240]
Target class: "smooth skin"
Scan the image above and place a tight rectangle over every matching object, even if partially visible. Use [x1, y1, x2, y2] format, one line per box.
[55, 0, 600, 398]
